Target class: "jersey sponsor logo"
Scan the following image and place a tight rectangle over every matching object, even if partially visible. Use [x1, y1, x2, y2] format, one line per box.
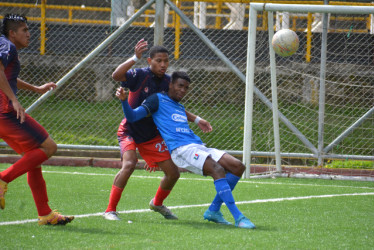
[193, 153, 199, 160]
[144, 87, 149, 93]
[175, 127, 191, 133]
[172, 113, 187, 122]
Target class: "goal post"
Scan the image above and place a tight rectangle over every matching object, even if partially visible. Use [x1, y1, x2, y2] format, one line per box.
[244, 3, 374, 178]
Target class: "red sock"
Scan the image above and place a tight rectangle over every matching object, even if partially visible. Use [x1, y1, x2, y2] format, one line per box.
[153, 186, 171, 206]
[0, 148, 48, 183]
[27, 167, 52, 216]
[105, 185, 124, 212]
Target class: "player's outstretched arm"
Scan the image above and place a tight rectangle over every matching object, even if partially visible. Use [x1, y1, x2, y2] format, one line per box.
[17, 78, 57, 94]
[185, 110, 213, 133]
[115, 87, 148, 122]
[112, 39, 148, 82]
[0, 63, 25, 123]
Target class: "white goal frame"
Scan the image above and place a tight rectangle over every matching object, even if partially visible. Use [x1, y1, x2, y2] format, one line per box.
[244, 3, 374, 178]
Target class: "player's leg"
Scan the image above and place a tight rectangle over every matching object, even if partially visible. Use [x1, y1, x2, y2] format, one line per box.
[0, 113, 50, 209]
[0, 113, 73, 225]
[208, 153, 245, 212]
[28, 165, 74, 226]
[203, 157, 255, 229]
[138, 136, 179, 219]
[27, 136, 56, 217]
[154, 159, 180, 203]
[104, 134, 137, 220]
[104, 150, 137, 220]
[149, 159, 179, 220]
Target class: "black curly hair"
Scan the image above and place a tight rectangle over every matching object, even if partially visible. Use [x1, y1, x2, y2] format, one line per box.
[171, 71, 191, 84]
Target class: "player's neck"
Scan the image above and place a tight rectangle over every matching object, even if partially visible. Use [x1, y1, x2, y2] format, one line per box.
[167, 93, 179, 103]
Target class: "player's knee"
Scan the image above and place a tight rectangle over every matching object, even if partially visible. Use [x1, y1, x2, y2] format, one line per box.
[169, 170, 180, 181]
[122, 159, 137, 171]
[41, 138, 57, 158]
[211, 163, 226, 179]
[233, 159, 246, 175]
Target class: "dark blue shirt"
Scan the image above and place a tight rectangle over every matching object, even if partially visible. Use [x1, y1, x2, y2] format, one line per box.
[0, 35, 20, 113]
[117, 67, 170, 144]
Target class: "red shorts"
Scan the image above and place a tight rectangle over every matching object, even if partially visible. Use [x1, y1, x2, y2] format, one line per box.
[118, 134, 171, 168]
[0, 111, 49, 154]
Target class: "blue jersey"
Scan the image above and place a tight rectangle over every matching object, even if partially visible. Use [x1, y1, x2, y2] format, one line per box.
[128, 92, 203, 153]
[117, 67, 170, 144]
[0, 35, 20, 113]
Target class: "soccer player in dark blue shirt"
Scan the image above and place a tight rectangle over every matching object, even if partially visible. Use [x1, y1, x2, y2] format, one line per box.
[116, 71, 256, 229]
[0, 14, 73, 225]
[104, 40, 212, 221]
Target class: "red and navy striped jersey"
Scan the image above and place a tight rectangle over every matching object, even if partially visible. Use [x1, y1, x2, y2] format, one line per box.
[117, 67, 170, 144]
[0, 35, 20, 113]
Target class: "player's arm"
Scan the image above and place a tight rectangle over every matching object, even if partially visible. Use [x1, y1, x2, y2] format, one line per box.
[0, 62, 25, 123]
[185, 110, 212, 133]
[17, 78, 57, 94]
[115, 87, 148, 122]
[112, 39, 148, 82]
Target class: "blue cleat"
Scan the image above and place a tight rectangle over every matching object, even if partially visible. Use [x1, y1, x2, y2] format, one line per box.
[203, 209, 232, 225]
[235, 214, 256, 229]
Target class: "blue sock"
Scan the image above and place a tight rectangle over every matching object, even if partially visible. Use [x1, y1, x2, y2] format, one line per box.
[213, 178, 242, 221]
[209, 173, 240, 212]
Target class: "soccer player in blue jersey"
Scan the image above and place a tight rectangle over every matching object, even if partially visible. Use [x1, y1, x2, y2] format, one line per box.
[115, 71, 256, 229]
[104, 40, 212, 221]
[0, 14, 74, 225]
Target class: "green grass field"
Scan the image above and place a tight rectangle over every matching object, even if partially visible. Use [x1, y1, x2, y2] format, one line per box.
[1, 164, 374, 249]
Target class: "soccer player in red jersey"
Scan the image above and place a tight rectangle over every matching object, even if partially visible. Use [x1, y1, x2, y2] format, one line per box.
[0, 14, 74, 225]
[103, 39, 212, 220]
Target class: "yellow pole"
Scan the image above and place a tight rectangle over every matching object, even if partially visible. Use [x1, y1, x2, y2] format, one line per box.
[68, 8, 73, 25]
[40, 0, 46, 55]
[262, 11, 267, 30]
[174, 0, 181, 60]
[145, 10, 149, 26]
[366, 14, 370, 31]
[215, 2, 222, 29]
[306, 12, 312, 63]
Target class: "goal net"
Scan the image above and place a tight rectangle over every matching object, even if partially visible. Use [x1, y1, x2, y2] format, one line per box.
[244, 3, 374, 180]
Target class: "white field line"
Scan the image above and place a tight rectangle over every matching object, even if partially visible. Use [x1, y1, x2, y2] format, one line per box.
[40, 170, 374, 190]
[1, 192, 373, 226]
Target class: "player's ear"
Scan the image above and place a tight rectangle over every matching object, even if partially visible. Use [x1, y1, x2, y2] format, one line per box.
[147, 57, 151, 65]
[8, 29, 16, 38]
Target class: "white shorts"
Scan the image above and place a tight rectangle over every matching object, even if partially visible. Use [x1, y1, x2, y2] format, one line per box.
[171, 143, 226, 176]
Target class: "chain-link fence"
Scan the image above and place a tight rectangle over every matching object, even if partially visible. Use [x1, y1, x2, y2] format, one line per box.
[0, 1, 373, 176]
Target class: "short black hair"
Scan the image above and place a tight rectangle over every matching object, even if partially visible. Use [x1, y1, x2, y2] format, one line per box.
[2, 14, 27, 37]
[171, 71, 190, 84]
[149, 45, 169, 58]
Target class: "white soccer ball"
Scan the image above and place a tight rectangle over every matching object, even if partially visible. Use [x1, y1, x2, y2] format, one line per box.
[272, 29, 299, 57]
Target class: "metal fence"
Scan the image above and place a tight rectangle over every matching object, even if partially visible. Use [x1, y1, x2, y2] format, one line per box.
[0, 1, 373, 174]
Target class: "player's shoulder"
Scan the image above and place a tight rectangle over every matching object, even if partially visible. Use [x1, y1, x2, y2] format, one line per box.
[164, 73, 171, 82]
[157, 91, 168, 98]
[127, 67, 150, 78]
[0, 35, 13, 53]
[146, 92, 163, 105]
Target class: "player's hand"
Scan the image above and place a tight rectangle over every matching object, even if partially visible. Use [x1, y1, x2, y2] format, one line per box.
[144, 162, 160, 172]
[11, 98, 25, 123]
[36, 82, 57, 94]
[134, 39, 148, 59]
[115, 87, 128, 101]
[197, 119, 213, 133]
